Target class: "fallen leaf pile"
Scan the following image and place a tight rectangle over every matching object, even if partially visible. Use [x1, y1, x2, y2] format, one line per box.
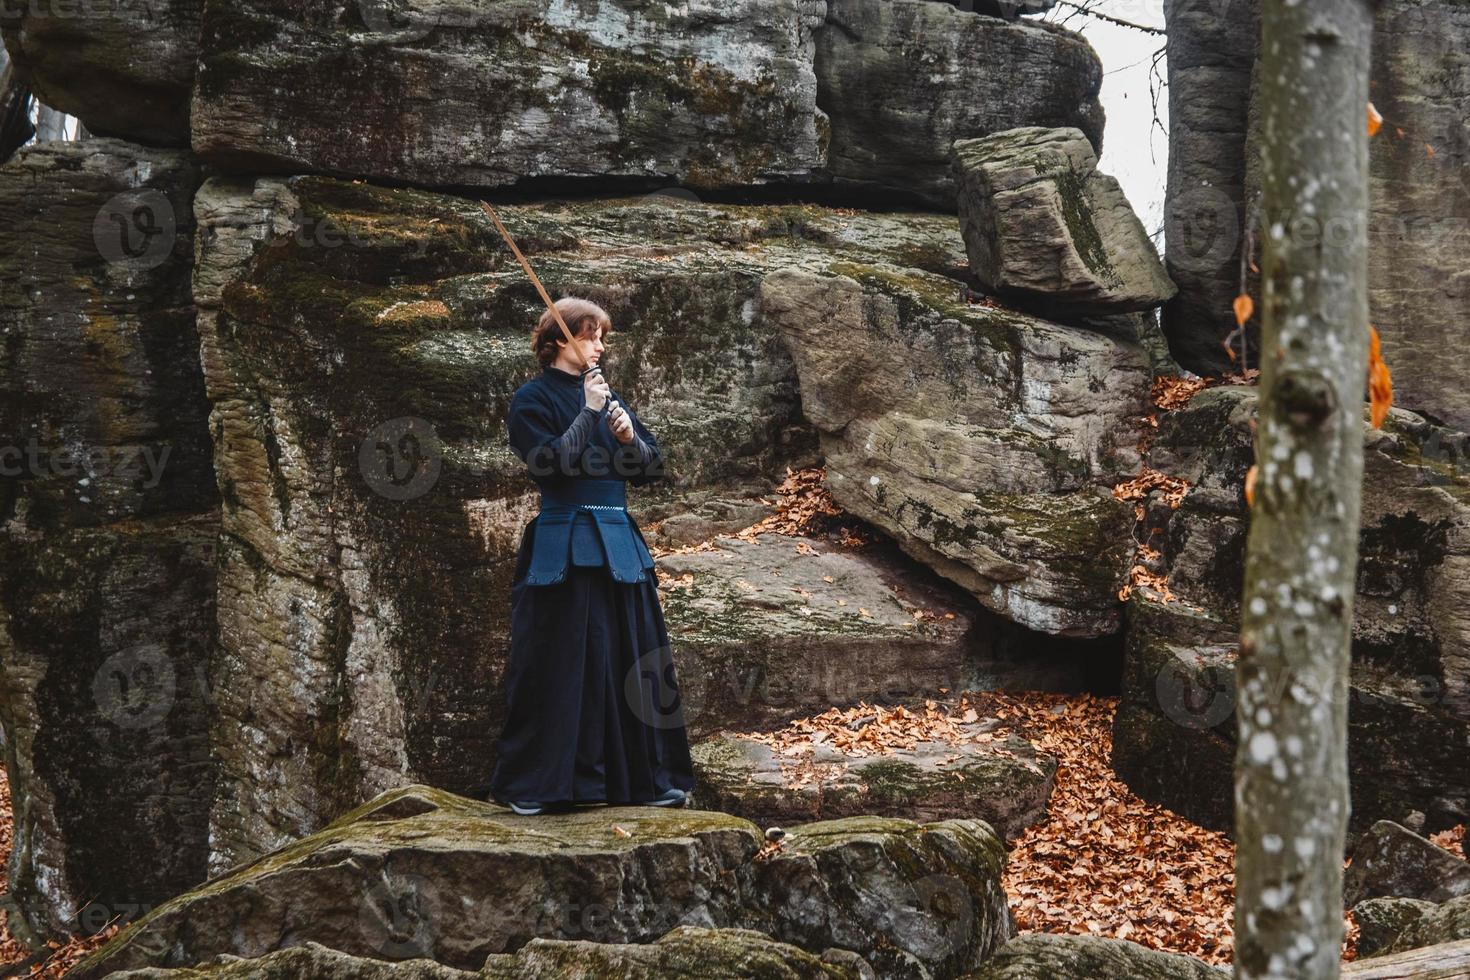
[1431, 824, 1466, 859]
[991, 692, 1397, 966]
[650, 466, 871, 562]
[1151, 375, 1211, 412]
[741, 696, 993, 758]
[0, 769, 116, 978]
[728, 691, 1284, 967]
[732, 466, 871, 546]
[1112, 468, 1190, 510]
[985, 692, 1239, 964]
[729, 695, 1008, 789]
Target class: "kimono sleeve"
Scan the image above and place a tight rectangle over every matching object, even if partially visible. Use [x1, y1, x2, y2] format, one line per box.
[508, 389, 597, 479]
[616, 399, 667, 487]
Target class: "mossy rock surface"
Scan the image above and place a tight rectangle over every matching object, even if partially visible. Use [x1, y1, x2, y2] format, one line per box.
[655, 532, 981, 738]
[760, 262, 1151, 637]
[951, 126, 1175, 315]
[106, 929, 866, 979]
[75, 785, 1015, 980]
[963, 933, 1227, 979]
[0, 138, 218, 942]
[1114, 387, 1470, 838]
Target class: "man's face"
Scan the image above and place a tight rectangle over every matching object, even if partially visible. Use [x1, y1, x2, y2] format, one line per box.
[561, 323, 606, 366]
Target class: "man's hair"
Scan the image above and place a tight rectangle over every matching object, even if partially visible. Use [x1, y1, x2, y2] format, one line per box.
[532, 297, 613, 368]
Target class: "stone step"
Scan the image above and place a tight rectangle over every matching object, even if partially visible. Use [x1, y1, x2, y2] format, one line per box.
[690, 716, 1056, 839]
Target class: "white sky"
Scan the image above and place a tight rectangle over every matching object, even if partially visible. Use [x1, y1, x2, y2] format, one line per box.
[1038, 0, 1169, 242]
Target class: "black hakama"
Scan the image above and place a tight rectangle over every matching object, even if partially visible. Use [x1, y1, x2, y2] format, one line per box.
[488, 364, 696, 806]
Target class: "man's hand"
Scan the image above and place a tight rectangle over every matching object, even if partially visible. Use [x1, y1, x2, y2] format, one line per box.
[607, 401, 635, 444]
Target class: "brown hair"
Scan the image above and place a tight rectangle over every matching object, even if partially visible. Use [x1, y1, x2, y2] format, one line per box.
[532, 297, 613, 368]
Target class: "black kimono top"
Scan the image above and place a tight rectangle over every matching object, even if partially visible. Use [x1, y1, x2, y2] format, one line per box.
[507, 364, 664, 585]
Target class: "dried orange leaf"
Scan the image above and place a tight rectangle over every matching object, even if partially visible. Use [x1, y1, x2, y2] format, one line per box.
[1368, 325, 1394, 429]
[1244, 464, 1258, 508]
[1233, 293, 1254, 328]
[1367, 101, 1383, 137]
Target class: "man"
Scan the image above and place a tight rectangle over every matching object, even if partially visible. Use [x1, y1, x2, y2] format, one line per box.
[488, 296, 695, 815]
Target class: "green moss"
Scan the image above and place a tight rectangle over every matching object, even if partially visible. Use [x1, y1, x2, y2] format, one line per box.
[1044, 165, 1118, 285]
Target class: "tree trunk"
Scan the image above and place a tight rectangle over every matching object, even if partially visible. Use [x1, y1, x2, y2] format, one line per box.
[1234, 1, 1375, 978]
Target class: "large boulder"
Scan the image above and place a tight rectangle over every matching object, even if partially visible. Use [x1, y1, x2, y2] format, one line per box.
[1164, 0, 1470, 434]
[691, 723, 1055, 839]
[654, 532, 981, 734]
[1344, 938, 1470, 975]
[1112, 386, 1470, 836]
[0, 139, 216, 940]
[1159, 0, 1260, 374]
[967, 933, 1227, 979]
[183, 0, 1102, 206]
[952, 127, 1175, 314]
[191, 0, 827, 191]
[110, 943, 479, 979]
[761, 263, 1152, 637]
[107, 930, 870, 979]
[1368, 894, 1470, 958]
[1344, 821, 1470, 907]
[1352, 896, 1439, 958]
[73, 784, 1015, 980]
[815, 0, 1103, 208]
[480, 927, 870, 979]
[0, 0, 200, 144]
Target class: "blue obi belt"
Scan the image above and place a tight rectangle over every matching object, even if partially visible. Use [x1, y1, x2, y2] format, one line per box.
[524, 478, 657, 586]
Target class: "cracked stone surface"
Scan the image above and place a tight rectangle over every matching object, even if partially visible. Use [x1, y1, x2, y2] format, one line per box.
[690, 721, 1056, 839]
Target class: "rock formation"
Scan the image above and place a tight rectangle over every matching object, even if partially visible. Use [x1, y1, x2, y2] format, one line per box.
[73, 785, 1016, 980]
[692, 725, 1056, 838]
[0, 138, 217, 939]
[953, 127, 1175, 314]
[3, 0, 1466, 973]
[0, 0, 200, 144]
[1163, 0, 1470, 437]
[762, 262, 1152, 637]
[1111, 387, 1470, 836]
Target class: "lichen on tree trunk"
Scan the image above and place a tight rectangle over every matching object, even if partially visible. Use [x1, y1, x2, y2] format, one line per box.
[1234, 1, 1375, 978]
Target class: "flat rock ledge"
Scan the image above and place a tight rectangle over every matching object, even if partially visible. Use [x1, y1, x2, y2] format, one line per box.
[106, 929, 870, 979]
[657, 533, 981, 736]
[964, 934, 1226, 979]
[691, 724, 1056, 840]
[74, 785, 1015, 980]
